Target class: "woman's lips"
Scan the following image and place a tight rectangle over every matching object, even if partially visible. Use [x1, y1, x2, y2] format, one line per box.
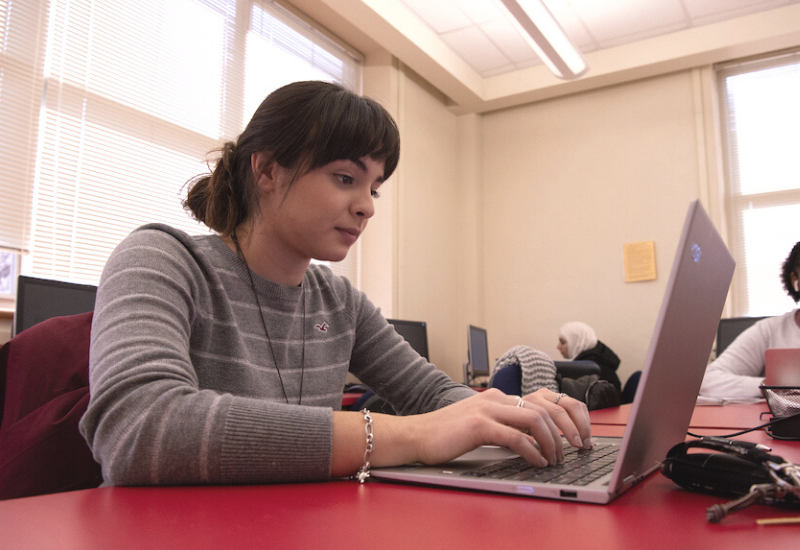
[337, 227, 360, 244]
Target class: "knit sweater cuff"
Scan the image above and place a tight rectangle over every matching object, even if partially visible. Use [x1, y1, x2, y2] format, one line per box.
[220, 402, 333, 483]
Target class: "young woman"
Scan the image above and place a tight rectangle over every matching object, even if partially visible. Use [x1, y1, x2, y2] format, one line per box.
[79, 81, 592, 487]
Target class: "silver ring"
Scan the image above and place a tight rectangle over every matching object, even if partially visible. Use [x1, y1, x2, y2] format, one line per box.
[516, 397, 525, 408]
[553, 393, 566, 405]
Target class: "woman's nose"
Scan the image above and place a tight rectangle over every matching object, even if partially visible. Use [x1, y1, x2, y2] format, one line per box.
[353, 190, 375, 218]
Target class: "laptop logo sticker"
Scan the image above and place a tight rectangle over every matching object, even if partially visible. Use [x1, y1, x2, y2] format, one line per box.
[691, 244, 702, 263]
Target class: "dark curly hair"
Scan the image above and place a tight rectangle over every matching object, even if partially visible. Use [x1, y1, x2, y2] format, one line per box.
[183, 81, 400, 236]
[781, 241, 800, 303]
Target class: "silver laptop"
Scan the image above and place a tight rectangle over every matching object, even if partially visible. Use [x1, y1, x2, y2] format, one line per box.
[371, 200, 735, 504]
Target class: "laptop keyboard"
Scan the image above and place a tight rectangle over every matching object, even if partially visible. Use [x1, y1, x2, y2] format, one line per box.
[461, 442, 618, 486]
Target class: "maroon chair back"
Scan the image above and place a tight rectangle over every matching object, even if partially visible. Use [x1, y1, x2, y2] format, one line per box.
[0, 311, 102, 500]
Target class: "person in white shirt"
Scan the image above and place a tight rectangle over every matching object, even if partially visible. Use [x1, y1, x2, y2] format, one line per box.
[700, 241, 800, 399]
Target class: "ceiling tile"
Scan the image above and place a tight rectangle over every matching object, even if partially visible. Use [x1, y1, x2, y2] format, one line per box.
[479, 18, 538, 64]
[393, 0, 800, 79]
[561, 0, 687, 46]
[454, 0, 501, 24]
[685, 0, 796, 25]
[440, 26, 511, 73]
[400, 0, 472, 34]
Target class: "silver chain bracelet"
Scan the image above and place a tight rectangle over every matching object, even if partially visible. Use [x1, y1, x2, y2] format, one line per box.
[353, 408, 374, 483]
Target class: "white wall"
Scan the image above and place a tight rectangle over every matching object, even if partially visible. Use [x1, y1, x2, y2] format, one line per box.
[390, 67, 467, 379]
[360, 53, 400, 317]
[360, 58, 485, 382]
[295, 1, 795, 388]
[480, 70, 709, 385]
[360, 57, 722, 388]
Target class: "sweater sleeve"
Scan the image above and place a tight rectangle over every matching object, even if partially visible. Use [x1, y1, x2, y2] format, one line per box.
[79, 228, 333, 486]
[699, 319, 770, 399]
[342, 285, 475, 414]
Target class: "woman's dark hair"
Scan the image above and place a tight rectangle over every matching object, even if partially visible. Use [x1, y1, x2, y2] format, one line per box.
[781, 241, 800, 302]
[183, 81, 400, 236]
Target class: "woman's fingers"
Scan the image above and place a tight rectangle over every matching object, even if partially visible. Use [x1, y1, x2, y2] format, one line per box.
[481, 389, 591, 461]
[409, 388, 593, 469]
[485, 425, 550, 468]
[524, 389, 592, 449]
[486, 395, 563, 465]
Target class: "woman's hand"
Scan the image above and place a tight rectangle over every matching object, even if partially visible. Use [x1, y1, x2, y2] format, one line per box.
[368, 388, 592, 471]
[520, 388, 593, 452]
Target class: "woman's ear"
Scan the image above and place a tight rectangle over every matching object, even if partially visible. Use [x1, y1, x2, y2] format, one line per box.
[251, 151, 279, 192]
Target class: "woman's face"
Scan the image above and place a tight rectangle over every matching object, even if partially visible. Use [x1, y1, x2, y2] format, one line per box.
[262, 155, 386, 265]
[557, 337, 569, 359]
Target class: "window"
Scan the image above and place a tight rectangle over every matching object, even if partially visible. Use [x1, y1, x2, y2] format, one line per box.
[0, 0, 361, 289]
[718, 49, 800, 317]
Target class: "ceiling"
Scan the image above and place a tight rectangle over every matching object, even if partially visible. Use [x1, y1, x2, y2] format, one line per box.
[398, 0, 800, 77]
[289, 0, 800, 113]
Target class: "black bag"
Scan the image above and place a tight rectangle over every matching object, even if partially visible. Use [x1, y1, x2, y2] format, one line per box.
[661, 440, 775, 498]
[558, 374, 620, 411]
[661, 437, 800, 522]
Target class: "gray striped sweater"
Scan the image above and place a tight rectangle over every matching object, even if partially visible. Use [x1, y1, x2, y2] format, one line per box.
[79, 224, 473, 486]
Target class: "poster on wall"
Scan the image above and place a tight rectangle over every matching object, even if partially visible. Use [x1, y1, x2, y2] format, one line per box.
[623, 241, 657, 283]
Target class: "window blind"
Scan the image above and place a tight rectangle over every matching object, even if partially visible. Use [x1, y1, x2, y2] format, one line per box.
[0, 0, 48, 253]
[718, 49, 800, 316]
[1, 0, 362, 287]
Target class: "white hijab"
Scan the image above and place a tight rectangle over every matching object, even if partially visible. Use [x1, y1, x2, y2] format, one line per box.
[559, 322, 598, 360]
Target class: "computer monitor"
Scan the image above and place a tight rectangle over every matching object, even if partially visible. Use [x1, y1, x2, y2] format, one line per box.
[716, 316, 769, 355]
[465, 325, 491, 384]
[14, 275, 97, 336]
[386, 319, 429, 360]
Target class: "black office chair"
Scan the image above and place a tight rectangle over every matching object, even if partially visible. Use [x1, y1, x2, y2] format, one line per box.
[554, 360, 601, 379]
[621, 370, 642, 404]
[715, 316, 770, 355]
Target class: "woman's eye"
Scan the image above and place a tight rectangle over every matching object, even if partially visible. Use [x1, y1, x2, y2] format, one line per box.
[337, 174, 353, 185]
[371, 189, 381, 199]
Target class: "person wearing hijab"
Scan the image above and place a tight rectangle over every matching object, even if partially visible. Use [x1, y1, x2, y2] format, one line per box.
[557, 322, 622, 391]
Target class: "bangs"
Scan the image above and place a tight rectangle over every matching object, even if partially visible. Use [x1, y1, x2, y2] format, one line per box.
[304, 91, 400, 180]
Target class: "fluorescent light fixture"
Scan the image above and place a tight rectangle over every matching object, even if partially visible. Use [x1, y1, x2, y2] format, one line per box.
[499, 0, 588, 80]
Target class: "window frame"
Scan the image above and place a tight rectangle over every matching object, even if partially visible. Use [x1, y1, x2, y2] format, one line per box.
[717, 48, 800, 317]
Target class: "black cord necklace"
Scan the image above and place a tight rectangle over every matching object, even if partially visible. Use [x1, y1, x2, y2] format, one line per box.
[231, 230, 305, 405]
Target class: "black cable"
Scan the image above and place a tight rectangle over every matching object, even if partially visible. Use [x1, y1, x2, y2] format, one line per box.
[688, 410, 800, 440]
[687, 420, 775, 439]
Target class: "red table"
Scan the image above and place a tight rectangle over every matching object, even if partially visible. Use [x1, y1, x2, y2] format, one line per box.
[687, 402, 771, 430]
[590, 402, 771, 431]
[2, 405, 798, 550]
